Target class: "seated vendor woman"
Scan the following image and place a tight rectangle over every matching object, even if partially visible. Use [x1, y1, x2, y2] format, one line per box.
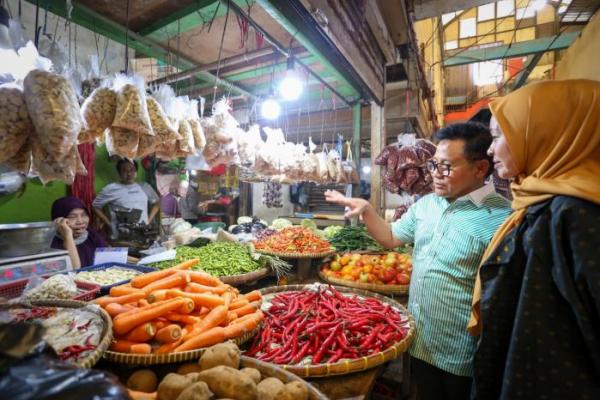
[51, 196, 108, 268]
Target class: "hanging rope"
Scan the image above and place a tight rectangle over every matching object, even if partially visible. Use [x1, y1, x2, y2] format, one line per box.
[319, 84, 325, 146]
[212, 0, 231, 106]
[124, 0, 131, 74]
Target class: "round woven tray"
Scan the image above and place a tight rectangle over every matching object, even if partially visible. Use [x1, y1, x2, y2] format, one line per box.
[240, 356, 328, 400]
[318, 270, 409, 295]
[103, 325, 260, 365]
[255, 249, 336, 259]
[219, 267, 269, 286]
[255, 284, 415, 377]
[0, 299, 113, 368]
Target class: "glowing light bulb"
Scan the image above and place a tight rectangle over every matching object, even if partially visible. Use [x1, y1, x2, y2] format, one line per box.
[261, 98, 281, 120]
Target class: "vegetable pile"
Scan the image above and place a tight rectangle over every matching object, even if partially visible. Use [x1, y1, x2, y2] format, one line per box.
[253, 227, 333, 255]
[96, 259, 264, 354]
[247, 285, 409, 365]
[229, 217, 268, 235]
[321, 252, 412, 285]
[327, 225, 385, 252]
[125, 342, 310, 400]
[75, 266, 142, 286]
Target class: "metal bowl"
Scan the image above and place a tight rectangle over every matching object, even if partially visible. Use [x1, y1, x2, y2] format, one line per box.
[0, 222, 56, 258]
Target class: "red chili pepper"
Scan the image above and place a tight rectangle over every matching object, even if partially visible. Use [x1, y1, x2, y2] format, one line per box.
[313, 325, 340, 364]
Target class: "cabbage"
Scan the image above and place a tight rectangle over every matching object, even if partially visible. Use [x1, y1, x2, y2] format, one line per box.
[301, 218, 317, 231]
[237, 216, 253, 225]
[324, 225, 343, 239]
[271, 218, 292, 230]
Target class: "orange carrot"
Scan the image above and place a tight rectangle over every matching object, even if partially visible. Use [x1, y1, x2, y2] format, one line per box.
[130, 343, 152, 354]
[105, 303, 134, 317]
[222, 292, 233, 309]
[109, 339, 140, 353]
[183, 305, 228, 341]
[109, 284, 142, 297]
[223, 311, 263, 339]
[166, 289, 224, 309]
[94, 292, 146, 308]
[244, 290, 262, 302]
[174, 326, 225, 352]
[155, 324, 182, 343]
[227, 311, 238, 323]
[127, 389, 157, 400]
[165, 312, 200, 325]
[155, 338, 183, 354]
[185, 282, 228, 294]
[230, 301, 260, 318]
[229, 298, 249, 310]
[153, 318, 169, 330]
[138, 299, 150, 307]
[124, 322, 156, 342]
[113, 298, 188, 335]
[113, 299, 173, 322]
[188, 271, 221, 287]
[147, 289, 169, 303]
[142, 272, 189, 294]
[130, 259, 199, 288]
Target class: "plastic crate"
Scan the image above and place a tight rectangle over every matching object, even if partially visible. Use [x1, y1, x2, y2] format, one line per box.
[0, 276, 100, 302]
[74, 263, 157, 295]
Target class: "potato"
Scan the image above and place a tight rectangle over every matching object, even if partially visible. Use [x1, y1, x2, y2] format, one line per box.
[196, 366, 257, 400]
[199, 343, 240, 371]
[175, 381, 213, 400]
[177, 363, 204, 375]
[277, 381, 308, 400]
[256, 377, 285, 400]
[157, 373, 192, 400]
[127, 369, 158, 393]
[240, 368, 261, 385]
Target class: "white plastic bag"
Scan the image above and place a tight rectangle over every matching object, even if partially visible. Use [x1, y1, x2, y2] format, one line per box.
[21, 273, 78, 302]
[79, 85, 117, 144]
[0, 83, 32, 162]
[112, 74, 153, 136]
[104, 127, 139, 160]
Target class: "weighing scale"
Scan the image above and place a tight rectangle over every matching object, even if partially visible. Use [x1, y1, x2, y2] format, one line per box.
[0, 249, 72, 283]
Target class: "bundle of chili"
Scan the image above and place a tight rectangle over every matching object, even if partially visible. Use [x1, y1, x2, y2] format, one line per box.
[246, 285, 409, 365]
[253, 227, 333, 254]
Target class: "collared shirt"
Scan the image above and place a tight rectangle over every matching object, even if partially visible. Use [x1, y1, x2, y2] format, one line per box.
[391, 183, 511, 376]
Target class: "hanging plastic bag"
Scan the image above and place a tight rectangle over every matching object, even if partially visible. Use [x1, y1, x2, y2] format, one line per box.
[31, 141, 87, 185]
[173, 97, 194, 156]
[112, 74, 153, 136]
[0, 83, 32, 163]
[20, 273, 78, 302]
[81, 55, 102, 98]
[142, 96, 175, 157]
[342, 141, 360, 184]
[327, 148, 342, 183]
[23, 69, 83, 162]
[187, 99, 206, 153]
[208, 98, 236, 144]
[79, 85, 117, 144]
[4, 139, 32, 174]
[104, 127, 139, 160]
[237, 124, 262, 166]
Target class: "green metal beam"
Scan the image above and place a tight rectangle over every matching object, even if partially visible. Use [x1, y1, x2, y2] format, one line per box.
[443, 31, 580, 67]
[140, 0, 249, 42]
[27, 0, 255, 99]
[511, 53, 544, 90]
[255, 0, 360, 99]
[222, 56, 319, 82]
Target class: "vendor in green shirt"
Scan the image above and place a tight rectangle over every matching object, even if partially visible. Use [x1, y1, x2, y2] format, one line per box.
[326, 122, 511, 400]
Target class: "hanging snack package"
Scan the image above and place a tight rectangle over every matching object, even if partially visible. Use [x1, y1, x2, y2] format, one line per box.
[304, 137, 320, 182]
[327, 148, 343, 183]
[143, 96, 176, 157]
[342, 141, 360, 184]
[0, 84, 32, 162]
[112, 74, 153, 136]
[104, 127, 139, 160]
[209, 98, 236, 144]
[317, 146, 329, 183]
[31, 141, 86, 185]
[237, 124, 263, 167]
[174, 97, 195, 156]
[153, 85, 181, 160]
[79, 85, 116, 144]
[23, 69, 83, 161]
[187, 99, 206, 153]
[4, 139, 32, 174]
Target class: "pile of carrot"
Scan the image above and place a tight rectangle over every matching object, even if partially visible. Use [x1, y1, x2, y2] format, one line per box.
[94, 259, 264, 354]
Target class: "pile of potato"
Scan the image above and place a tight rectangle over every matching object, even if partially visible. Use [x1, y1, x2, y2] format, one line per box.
[126, 343, 309, 400]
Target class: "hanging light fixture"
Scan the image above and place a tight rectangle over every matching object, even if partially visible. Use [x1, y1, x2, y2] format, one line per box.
[261, 92, 281, 120]
[278, 57, 303, 101]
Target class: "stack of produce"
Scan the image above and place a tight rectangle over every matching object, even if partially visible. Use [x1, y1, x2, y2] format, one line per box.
[75, 266, 142, 286]
[375, 134, 436, 195]
[228, 216, 268, 235]
[321, 252, 412, 285]
[96, 260, 264, 354]
[125, 343, 311, 400]
[253, 227, 334, 256]
[246, 285, 410, 364]
[327, 225, 385, 252]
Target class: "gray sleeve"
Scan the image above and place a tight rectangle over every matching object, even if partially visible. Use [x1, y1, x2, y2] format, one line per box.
[139, 183, 160, 204]
[92, 185, 116, 209]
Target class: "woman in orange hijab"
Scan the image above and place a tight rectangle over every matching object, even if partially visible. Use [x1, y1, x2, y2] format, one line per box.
[469, 80, 600, 399]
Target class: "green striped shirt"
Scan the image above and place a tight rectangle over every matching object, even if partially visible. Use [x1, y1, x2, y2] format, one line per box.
[392, 183, 511, 376]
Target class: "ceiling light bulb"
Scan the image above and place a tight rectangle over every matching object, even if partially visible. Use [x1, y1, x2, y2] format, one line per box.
[261, 98, 281, 120]
[279, 71, 303, 101]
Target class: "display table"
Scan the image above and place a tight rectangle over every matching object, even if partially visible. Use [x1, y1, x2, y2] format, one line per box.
[282, 216, 346, 228]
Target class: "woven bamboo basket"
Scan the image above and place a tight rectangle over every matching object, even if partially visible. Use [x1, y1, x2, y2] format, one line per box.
[255, 284, 415, 378]
[255, 249, 335, 259]
[0, 299, 113, 368]
[240, 356, 328, 400]
[318, 270, 409, 295]
[219, 267, 269, 286]
[103, 325, 260, 365]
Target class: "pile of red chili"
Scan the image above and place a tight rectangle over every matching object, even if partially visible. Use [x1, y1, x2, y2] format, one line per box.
[246, 286, 409, 365]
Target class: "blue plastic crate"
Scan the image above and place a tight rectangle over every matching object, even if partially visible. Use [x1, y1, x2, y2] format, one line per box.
[74, 263, 157, 295]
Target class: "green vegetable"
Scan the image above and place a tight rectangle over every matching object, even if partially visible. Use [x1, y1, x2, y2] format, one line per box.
[328, 225, 385, 252]
[323, 225, 343, 240]
[300, 219, 317, 231]
[271, 218, 292, 230]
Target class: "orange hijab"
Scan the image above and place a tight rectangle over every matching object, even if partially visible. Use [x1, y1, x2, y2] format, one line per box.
[468, 79, 600, 335]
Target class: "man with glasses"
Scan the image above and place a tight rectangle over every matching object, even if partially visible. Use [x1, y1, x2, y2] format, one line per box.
[325, 122, 511, 400]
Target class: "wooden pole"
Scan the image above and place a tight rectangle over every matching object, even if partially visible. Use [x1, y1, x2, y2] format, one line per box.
[352, 103, 362, 198]
[370, 102, 384, 215]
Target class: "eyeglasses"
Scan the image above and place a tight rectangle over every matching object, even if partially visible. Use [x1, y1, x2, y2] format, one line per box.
[426, 160, 452, 177]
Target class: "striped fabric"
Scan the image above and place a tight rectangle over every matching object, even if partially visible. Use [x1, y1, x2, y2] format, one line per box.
[392, 183, 511, 377]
